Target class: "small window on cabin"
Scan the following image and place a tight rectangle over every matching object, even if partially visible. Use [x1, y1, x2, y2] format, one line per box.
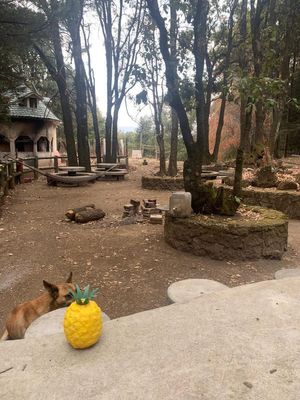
[29, 98, 38, 108]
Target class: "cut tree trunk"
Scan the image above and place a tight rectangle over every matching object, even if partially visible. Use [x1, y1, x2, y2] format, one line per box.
[74, 209, 105, 223]
[65, 204, 95, 220]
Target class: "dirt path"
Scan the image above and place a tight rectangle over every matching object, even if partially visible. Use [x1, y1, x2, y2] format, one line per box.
[0, 159, 299, 332]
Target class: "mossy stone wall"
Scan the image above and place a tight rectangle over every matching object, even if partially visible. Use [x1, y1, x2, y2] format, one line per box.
[223, 186, 300, 219]
[142, 176, 184, 191]
[164, 206, 288, 260]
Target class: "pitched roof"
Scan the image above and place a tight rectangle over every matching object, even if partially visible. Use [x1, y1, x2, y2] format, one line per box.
[5, 85, 59, 122]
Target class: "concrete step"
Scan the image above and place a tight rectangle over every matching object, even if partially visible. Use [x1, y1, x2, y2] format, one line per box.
[167, 278, 229, 303]
[275, 268, 300, 280]
[1, 278, 300, 399]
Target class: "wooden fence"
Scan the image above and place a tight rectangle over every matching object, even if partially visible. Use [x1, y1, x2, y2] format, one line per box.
[0, 155, 129, 205]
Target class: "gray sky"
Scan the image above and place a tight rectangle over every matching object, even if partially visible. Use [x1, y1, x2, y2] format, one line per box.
[89, 20, 144, 130]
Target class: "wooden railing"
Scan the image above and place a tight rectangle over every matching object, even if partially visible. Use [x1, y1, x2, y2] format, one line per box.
[0, 154, 129, 204]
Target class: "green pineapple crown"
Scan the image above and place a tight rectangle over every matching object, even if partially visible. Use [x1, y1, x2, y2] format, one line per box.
[70, 284, 98, 305]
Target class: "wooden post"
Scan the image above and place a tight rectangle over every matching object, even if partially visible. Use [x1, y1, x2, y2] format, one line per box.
[0, 166, 4, 194]
[125, 137, 129, 169]
[54, 156, 59, 173]
[33, 157, 39, 180]
[8, 162, 15, 189]
[3, 164, 8, 195]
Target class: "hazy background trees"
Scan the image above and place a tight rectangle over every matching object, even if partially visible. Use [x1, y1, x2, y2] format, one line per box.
[0, 0, 299, 177]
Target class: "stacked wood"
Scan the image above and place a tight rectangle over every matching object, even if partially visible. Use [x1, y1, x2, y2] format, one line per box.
[150, 214, 163, 224]
[123, 204, 135, 218]
[141, 199, 161, 220]
[144, 199, 157, 208]
[130, 199, 140, 214]
[65, 204, 95, 221]
[74, 209, 105, 223]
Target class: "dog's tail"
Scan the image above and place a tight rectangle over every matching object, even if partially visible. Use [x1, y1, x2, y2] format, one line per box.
[1, 329, 9, 341]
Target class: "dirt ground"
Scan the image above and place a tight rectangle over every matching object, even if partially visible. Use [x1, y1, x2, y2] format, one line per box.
[1, 159, 299, 333]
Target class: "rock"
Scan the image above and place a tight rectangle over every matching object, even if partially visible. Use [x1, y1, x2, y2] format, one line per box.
[167, 279, 229, 303]
[275, 269, 300, 280]
[277, 180, 298, 191]
[252, 166, 278, 188]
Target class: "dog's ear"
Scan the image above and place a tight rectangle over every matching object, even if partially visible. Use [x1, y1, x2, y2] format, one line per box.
[43, 280, 59, 298]
[66, 272, 73, 283]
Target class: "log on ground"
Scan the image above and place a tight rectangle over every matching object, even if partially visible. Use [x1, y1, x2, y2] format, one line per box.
[65, 204, 95, 220]
[74, 209, 105, 223]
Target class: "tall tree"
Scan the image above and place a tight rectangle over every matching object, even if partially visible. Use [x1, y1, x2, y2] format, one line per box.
[168, 0, 179, 176]
[82, 22, 102, 162]
[146, 0, 239, 214]
[65, 0, 91, 171]
[138, 15, 167, 175]
[32, 0, 78, 166]
[95, 0, 144, 162]
[233, 0, 252, 197]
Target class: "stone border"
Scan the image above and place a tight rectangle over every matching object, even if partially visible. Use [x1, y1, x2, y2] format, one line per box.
[164, 206, 288, 260]
[224, 186, 300, 219]
[142, 175, 184, 191]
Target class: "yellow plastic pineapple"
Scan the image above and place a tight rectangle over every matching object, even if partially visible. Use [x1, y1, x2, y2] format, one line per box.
[64, 285, 102, 349]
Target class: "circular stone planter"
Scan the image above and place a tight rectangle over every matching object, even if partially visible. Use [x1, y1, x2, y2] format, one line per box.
[223, 185, 300, 219]
[142, 175, 184, 191]
[164, 206, 288, 260]
[142, 172, 219, 191]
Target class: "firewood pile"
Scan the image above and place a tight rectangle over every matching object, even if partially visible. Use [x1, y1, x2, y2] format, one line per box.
[122, 199, 163, 224]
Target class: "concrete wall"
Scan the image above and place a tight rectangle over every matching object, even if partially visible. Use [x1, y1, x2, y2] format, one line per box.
[0, 120, 58, 167]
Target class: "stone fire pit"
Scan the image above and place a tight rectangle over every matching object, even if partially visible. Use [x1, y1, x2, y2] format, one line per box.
[164, 206, 288, 260]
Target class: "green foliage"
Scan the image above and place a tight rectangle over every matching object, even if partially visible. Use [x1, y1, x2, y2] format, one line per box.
[69, 284, 99, 305]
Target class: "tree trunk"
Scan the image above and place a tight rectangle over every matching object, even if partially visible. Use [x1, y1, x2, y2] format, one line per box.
[91, 92, 102, 163]
[82, 25, 102, 163]
[72, 41, 91, 171]
[233, 0, 251, 198]
[183, 149, 203, 213]
[35, 0, 78, 166]
[51, 23, 78, 166]
[112, 103, 120, 162]
[211, 0, 237, 162]
[103, 3, 113, 163]
[168, 0, 178, 176]
[193, 0, 209, 166]
[254, 101, 265, 145]
[168, 109, 178, 176]
[211, 96, 226, 162]
[67, 2, 91, 171]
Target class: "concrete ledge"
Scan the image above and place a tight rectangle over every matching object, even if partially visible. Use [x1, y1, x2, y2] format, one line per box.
[1, 278, 300, 399]
[275, 268, 300, 280]
[167, 279, 229, 303]
[25, 308, 110, 339]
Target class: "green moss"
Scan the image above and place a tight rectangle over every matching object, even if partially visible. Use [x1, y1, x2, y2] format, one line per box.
[168, 205, 287, 232]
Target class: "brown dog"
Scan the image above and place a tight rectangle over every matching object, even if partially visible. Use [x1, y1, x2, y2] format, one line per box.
[1, 272, 75, 340]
